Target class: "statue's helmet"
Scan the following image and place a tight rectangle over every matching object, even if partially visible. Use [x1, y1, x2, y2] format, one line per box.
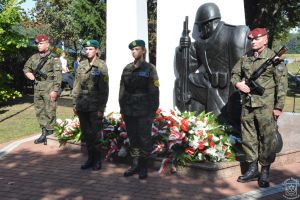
[194, 3, 221, 25]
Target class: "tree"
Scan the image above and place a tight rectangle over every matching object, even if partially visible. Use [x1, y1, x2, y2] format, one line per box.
[148, 0, 157, 65]
[0, 0, 26, 104]
[31, 0, 106, 55]
[244, 0, 300, 47]
[0, 0, 27, 61]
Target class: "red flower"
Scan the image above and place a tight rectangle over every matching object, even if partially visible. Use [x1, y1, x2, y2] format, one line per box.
[198, 142, 205, 150]
[209, 141, 215, 148]
[225, 152, 230, 158]
[180, 119, 189, 132]
[185, 147, 195, 155]
[156, 116, 163, 122]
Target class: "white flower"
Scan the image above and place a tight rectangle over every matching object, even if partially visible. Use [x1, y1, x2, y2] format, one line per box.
[212, 135, 220, 142]
[189, 135, 199, 150]
[206, 148, 217, 156]
[198, 152, 205, 161]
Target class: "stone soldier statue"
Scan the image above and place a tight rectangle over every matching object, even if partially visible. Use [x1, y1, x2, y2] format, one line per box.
[119, 39, 159, 179]
[231, 28, 288, 188]
[175, 3, 251, 125]
[23, 34, 62, 145]
[73, 39, 109, 171]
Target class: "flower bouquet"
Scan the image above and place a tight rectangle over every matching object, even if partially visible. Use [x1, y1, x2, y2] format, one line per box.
[55, 108, 241, 171]
[150, 108, 238, 173]
[101, 112, 130, 160]
[54, 117, 81, 144]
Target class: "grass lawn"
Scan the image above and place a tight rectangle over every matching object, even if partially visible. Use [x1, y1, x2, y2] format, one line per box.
[0, 93, 74, 144]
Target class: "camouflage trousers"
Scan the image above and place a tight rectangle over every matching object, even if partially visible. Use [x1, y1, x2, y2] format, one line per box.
[34, 90, 57, 130]
[77, 111, 102, 151]
[123, 115, 153, 159]
[241, 105, 276, 166]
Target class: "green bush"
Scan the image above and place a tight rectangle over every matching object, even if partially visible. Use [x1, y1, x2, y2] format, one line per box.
[0, 71, 22, 104]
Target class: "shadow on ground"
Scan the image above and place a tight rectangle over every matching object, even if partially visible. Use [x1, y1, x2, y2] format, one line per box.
[0, 146, 299, 200]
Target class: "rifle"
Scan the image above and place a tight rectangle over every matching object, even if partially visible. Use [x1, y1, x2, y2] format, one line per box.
[179, 16, 191, 109]
[245, 46, 288, 95]
[34, 55, 49, 80]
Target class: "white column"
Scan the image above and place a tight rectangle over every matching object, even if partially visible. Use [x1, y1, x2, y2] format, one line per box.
[106, 0, 148, 113]
[156, 0, 246, 110]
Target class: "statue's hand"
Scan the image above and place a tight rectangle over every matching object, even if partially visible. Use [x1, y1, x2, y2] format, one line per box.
[180, 37, 191, 49]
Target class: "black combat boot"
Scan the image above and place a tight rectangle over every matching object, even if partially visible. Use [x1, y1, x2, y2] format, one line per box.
[237, 161, 259, 183]
[124, 157, 140, 177]
[258, 165, 270, 188]
[81, 149, 94, 170]
[34, 128, 48, 145]
[92, 147, 102, 171]
[138, 158, 148, 179]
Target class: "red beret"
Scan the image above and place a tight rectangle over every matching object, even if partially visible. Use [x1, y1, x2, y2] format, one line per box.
[248, 28, 267, 39]
[35, 34, 49, 43]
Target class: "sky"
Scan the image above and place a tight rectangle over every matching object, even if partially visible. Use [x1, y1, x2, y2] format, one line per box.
[20, 0, 35, 11]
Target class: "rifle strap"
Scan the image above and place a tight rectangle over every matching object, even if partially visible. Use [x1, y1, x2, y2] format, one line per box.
[35, 53, 50, 73]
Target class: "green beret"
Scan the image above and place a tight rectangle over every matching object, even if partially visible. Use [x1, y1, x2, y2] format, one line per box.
[128, 39, 145, 50]
[84, 39, 100, 48]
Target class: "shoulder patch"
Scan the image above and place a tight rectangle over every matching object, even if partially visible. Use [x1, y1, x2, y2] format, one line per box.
[103, 75, 109, 82]
[276, 63, 285, 72]
[154, 80, 160, 87]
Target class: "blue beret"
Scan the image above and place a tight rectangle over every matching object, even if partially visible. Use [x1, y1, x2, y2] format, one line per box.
[84, 39, 100, 48]
[128, 39, 145, 49]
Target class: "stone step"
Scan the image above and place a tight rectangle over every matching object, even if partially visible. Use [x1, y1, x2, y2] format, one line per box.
[47, 112, 300, 179]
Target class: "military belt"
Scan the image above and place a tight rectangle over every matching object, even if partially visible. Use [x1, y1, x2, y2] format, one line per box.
[35, 76, 55, 82]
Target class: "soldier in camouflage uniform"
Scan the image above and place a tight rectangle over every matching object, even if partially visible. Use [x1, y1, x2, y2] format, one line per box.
[231, 28, 288, 188]
[72, 39, 109, 171]
[119, 40, 159, 179]
[23, 34, 62, 145]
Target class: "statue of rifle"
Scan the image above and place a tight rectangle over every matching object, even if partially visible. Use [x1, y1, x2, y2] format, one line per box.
[179, 16, 191, 110]
[34, 55, 49, 80]
[246, 46, 288, 95]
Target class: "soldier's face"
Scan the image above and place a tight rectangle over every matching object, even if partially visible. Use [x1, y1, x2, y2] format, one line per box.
[198, 19, 219, 39]
[37, 41, 49, 53]
[131, 47, 145, 60]
[250, 35, 268, 52]
[85, 47, 98, 59]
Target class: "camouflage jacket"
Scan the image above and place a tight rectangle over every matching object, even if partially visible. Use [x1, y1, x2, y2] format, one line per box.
[72, 57, 109, 112]
[231, 48, 288, 109]
[23, 52, 62, 92]
[119, 61, 159, 116]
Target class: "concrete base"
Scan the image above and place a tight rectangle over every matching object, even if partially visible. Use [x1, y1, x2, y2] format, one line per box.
[48, 112, 300, 179]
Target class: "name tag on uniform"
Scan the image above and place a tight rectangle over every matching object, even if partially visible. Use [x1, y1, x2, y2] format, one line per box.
[91, 69, 101, 76]
[134, 71, 150, 78]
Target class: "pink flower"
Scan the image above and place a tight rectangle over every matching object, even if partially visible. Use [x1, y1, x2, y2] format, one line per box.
[56, 119, 64, 126]
[119, 132, 127, 139]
